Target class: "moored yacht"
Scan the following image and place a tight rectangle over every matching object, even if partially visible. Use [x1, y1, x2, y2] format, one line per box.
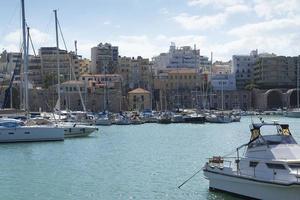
[0, 118, 64, 142]
[203, 121, 300, 199]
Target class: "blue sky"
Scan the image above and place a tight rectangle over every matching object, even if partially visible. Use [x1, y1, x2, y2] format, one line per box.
[0, 0, 300, 60]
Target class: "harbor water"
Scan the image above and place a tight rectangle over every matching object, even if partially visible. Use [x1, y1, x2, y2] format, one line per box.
[1, 116, 300, 200]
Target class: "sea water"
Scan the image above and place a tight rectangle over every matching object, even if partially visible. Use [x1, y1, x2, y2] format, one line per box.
[1, 116, 300, 200]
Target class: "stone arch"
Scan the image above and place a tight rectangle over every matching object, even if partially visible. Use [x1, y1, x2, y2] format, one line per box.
[265, 89, 283, 109]
[287, 89, 300, 108]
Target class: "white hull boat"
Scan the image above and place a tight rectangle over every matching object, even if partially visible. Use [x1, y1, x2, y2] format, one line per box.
[203, 121, 300, 199]
[0, 119, 64, 143]
[285, 109, 300, 118]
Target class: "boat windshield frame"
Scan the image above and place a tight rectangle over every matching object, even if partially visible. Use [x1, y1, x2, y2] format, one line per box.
[248, 123, 297, 148]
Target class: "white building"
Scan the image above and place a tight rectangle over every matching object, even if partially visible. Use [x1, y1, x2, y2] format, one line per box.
[152, 43, 210, 72]
[232, 50, 258, 89]
[211, 74, 236, 91]
[91, 43, 118, 74]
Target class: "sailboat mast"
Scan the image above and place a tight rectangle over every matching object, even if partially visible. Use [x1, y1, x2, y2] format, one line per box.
[21, 0, 29, 112]
[297, 57, 299, 108]
[54, 10, 61, 116]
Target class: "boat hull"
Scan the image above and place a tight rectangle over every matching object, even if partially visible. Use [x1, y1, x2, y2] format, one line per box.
[285, 111, 300, 118]
[63, 126, 98, 138]
[0, 127, 64, 143]
[204, 169, 300, 200]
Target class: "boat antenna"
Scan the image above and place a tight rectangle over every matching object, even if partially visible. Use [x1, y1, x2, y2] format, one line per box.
[177, 168, 202, 189]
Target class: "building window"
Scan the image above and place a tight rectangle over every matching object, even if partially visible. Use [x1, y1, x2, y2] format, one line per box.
[141, 95, 144, 101]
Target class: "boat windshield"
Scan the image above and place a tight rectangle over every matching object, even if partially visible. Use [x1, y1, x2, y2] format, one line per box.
[0, 120, 24, 128]
[249, 135, 297, 148]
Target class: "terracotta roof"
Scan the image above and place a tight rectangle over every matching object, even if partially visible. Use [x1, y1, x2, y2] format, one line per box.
[128, 88, 150, 94]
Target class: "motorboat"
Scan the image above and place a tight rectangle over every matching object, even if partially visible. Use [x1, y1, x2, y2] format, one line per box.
[171, 114, 185, 123]
[26, 118, 98, 138]
[0, 118, 64, 143]
[205, 113, 232, 123]
[114, 114, 132, 125]
[157, 112, 172, 124]
[285, 108, 300, 118]
[95, 112, 112, 126]
[203, 121, 300, 199]
[183, 113, 205, 123]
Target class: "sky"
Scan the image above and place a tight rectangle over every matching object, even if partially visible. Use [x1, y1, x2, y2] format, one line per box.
[0, 0, 300, 61]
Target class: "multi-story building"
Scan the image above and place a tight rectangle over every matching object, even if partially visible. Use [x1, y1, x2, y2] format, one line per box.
[152, 43, 210, 72]
[153, 68, 206, 110]
[211, 74, 236, 91]
[233, 50, 258, 89]
[117, 56, 153, 93]
[0, 51, 22, 79]
[79, 58, 91, 75]
[91, 43, 118, 74]
[212, 61, 232, 74]
[28, 55, 42, 86]
[39, 47, 80, 85]
[254, 56, 299, 89]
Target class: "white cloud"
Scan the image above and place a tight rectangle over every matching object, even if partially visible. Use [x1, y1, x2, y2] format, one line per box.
[228, 16, 300, 37]
[174, 2, 251, 31]
[1, 28, 53, 55]
[225, 4, 251, 15]
[111, 34, 206, 58]
[173, 13, 227, 30]
[187, 0, 243, 8]
[253, 0, 300, 19]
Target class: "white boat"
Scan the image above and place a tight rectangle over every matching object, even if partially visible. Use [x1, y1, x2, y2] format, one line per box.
[114, 114, 131, 125]
[203, 121, 300, 199]
[0, 118, 64, 142]
[285, 108, 300, 118]
[205, 113, 231, 123]
[95, 112, 112, 126]
[60, 123, 98, 138]
[26, 118, 98, 138]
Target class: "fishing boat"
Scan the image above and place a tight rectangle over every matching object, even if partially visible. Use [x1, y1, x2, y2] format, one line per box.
[0, 118, 64, 142]
[203, 121, 300, 199]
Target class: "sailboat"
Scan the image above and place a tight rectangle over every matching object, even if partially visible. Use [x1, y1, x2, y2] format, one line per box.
[285, 57, 300, 118]
[0, 0, 65, 143]
[50, 10, 98, 137]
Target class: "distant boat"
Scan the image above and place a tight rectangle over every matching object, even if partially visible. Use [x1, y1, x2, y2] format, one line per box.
[158, 112, 172, 124]
[183, 113, 205, 123]
[95, 112, 112, 126]
[285, 108, 300, 118]
[114, 114, 131, 125]
[0, 118, 64, 143]
[205, 113, 231, 123]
